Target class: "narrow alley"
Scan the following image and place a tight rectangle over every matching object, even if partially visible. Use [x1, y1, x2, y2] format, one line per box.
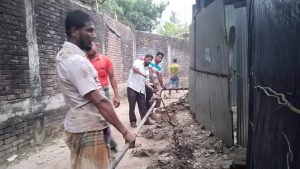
[3, 91, 246, 169]
[0, 0, 300, 169]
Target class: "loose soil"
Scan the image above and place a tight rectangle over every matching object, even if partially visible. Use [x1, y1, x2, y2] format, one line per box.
[3, 90, 246, 169]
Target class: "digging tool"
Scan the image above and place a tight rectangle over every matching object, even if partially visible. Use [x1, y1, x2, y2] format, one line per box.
[159, 97, 176, 126]
[108, 88, 188, 169]
[157, 87, 188, 126]
[108, 99, 159, 169]
[161, 87, 188, 91]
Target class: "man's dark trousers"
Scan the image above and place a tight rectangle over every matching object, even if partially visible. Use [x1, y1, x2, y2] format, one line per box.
[145, 85, 153, 111]
[127, 87, 147, 123]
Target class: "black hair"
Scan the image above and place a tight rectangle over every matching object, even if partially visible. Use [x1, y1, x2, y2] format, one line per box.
[173, 58, 177, 63]
[156, 52, 164, 58]
[145, 54, 153, 59]
[65, 10, 93, 37]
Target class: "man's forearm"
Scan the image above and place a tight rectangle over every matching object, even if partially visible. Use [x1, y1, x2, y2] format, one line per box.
[158, 76, 164, 87]
[110, 77, 120, 98]
[157, 73, 164, 87]
[86, 91, 127, 135]
[132, 67, 145, 77]
[145, 82, 153, 90]
[96, 100, 126, 134]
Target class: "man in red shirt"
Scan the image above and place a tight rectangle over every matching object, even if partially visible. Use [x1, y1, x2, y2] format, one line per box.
[87, 42, 120, 107]
[87, 42, 120, 152]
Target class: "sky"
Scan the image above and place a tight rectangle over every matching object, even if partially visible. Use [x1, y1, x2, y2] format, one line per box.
[154, 0, 195, 27]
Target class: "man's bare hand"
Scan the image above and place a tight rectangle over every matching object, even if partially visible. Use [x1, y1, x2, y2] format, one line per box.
[123, 131, 135, 148]
[113, 96, 121, 108]
[163, 85, 167, 89]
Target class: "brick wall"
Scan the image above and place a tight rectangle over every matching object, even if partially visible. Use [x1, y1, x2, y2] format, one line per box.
[0, 0, 30, 102]
[34, 0, 68, 96]
[0, 0, 189, 162]
[104, 15, 135, 83]
[106, 28, 124, 82]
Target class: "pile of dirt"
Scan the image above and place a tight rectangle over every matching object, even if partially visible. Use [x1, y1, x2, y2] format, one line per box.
[135, 96, 246, 169]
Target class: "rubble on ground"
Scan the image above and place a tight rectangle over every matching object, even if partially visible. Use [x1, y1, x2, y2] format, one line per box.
[134, 93, 246, 169]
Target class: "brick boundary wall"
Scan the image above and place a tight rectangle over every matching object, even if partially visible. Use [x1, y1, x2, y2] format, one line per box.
[0, 0, 189, 162]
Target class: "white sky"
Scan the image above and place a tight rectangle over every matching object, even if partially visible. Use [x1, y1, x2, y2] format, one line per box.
[154, 0, 195, 27]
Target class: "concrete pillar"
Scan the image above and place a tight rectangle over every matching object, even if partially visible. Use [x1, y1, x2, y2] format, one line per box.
[24, 0, 44, 145]
[25, 0, 41, 98]
[167, 45, 171, 67]
[133, 30, 137, 60]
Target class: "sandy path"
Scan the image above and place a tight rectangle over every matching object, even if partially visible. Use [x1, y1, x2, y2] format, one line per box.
[4, 91, 185, 169]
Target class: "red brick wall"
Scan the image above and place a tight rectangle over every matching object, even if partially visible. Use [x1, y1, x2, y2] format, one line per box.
[104, 15, 135, 83]
[0, 0, 189, 160]
[106, 28, 123, 82]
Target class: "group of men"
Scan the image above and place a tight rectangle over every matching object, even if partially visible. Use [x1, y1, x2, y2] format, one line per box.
[127, 53, 180, 126]
[56, 10, 180, 169]
[127, 52, 164, 128]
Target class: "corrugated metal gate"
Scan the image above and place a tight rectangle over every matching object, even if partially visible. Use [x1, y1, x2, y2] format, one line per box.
[189, 0, 233, 146]
[234, 6, 249, 147]
[247, 0, 300, 168]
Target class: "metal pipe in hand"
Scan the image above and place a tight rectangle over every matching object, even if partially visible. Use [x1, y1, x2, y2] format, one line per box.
[107, 100, 157, 169]
[162, 87, 188, 91]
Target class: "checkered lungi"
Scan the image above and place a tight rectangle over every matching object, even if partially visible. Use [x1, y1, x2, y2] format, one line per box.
[64, 129, 111, 169]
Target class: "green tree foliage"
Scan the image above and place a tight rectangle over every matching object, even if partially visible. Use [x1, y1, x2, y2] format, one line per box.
[158, 11, 189, 38]
[98, 0, 168, 32]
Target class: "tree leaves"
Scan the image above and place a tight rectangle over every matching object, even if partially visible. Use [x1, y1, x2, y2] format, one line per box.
[98, 0, 168, 32]
[158, 11, 189, 38]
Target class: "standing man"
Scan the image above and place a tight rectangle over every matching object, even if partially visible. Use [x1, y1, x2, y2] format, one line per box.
[56, 10, 135, 169]
[169, 58, 180, 95]
[87, 42, 120, 107]
[127, 54, 154, 128]
[146, 52, 165, 110]
[87, 42, 120, 152]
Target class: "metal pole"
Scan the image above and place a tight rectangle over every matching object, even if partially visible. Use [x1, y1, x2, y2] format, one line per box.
[158, 87, 188, 96]
[108, 100, 157, 169]
[162, 87, 188, 91]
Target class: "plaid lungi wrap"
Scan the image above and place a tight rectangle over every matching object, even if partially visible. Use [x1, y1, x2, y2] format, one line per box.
[64, 129, 111, 169]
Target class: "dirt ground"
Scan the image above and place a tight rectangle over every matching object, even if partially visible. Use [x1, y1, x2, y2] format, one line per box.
[2, 89, 246, 169]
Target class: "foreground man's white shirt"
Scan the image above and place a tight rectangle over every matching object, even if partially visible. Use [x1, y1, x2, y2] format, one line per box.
[56, 41, 108, 133]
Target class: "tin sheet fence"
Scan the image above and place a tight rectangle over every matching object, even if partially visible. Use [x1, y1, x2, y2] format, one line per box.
[247, 0, 300, 168]
[189, 0, 233, 146]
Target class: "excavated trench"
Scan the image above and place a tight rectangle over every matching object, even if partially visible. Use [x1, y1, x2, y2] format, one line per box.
[132, 94, 246, 169]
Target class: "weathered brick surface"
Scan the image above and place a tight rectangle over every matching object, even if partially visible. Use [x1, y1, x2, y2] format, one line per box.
[106, 29, 124, 82]
[0, 116, 34, 160]
[0, 0, 30, 101]
[12, 129, 23, 136]
[0, 134, 11, 141]
[0, 0, 189, 162]
[104, 17, 135, 82]
[12, 139, 24, 147]
[34, 0, 68, 96]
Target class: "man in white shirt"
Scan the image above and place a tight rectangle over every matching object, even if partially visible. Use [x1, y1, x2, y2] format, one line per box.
[56, 10, 135, 169]
[127, 54, 154, 128]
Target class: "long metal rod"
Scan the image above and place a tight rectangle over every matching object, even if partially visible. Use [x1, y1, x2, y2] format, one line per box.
[163, 87, 188, 91]
[160, 96, 176, 126]
[108, 100, 157, 169]
[159, 87, 188, 97]
[158, 88, 187, 126]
